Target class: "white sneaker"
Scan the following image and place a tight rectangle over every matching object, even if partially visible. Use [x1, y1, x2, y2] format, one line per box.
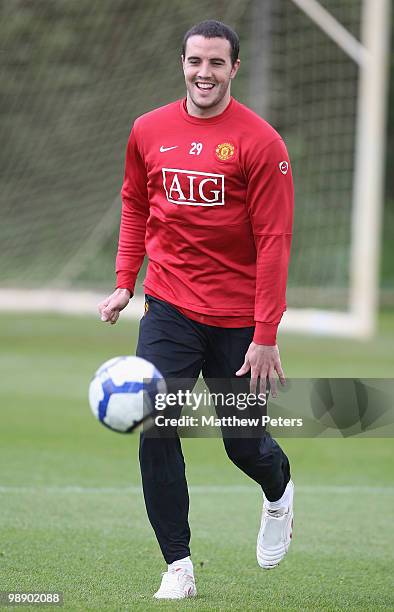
[256, 480, 294, 569]
[153, 569, 197, 599]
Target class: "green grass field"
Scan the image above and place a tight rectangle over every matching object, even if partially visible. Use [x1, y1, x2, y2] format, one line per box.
[1, 312, 393, 611]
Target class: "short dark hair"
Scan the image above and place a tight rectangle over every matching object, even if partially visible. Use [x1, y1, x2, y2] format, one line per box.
[182, 20, 240, 66]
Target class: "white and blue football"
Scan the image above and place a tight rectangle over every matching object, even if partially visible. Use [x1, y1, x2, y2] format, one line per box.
[89, 356, 166, 433]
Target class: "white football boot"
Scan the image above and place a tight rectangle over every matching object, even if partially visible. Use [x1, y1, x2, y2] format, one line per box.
[154, 568, 197, 599]
[256, 479, 294, 569]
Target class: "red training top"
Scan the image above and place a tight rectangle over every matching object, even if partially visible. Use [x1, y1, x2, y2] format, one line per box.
[116, 97, 294, 345]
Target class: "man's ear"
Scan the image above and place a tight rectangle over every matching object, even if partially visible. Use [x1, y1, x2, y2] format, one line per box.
[230, 58, 241, 79]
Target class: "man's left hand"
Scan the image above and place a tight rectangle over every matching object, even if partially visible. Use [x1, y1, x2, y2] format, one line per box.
[235, 343, 285, 397]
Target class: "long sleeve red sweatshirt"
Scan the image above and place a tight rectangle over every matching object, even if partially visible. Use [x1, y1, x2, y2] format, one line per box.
[116, 97, 294, 345]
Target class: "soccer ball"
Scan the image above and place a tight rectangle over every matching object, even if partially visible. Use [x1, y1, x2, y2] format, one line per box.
[89, 356, 166, 433]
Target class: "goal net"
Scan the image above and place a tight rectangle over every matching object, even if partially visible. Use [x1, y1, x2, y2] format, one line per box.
[0, 0, 390, 336]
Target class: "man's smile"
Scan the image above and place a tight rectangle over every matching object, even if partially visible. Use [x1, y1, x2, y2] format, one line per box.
[195, 82, 215, 91]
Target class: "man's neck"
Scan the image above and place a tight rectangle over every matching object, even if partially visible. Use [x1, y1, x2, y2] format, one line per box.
[186, 92, 231, 119]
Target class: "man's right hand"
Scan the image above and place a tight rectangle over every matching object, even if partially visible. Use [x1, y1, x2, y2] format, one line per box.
[98, 288, 131, 325]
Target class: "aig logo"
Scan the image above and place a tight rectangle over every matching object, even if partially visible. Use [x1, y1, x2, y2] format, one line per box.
[162, 168, 224, 206]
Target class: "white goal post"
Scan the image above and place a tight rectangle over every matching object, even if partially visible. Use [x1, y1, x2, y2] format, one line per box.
[284, 0, 391, 338]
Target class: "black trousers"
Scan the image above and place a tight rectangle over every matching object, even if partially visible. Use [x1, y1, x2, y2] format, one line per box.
[136, 295, 291, 564]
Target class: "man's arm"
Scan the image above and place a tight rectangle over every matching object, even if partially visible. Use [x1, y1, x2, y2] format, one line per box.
[98, 124, 149, 324]
[236, 137, 294, 395]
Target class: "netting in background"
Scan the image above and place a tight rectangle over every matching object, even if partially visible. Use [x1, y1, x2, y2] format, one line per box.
[268, 0, 361, 308]
[0, 0, 362, 309]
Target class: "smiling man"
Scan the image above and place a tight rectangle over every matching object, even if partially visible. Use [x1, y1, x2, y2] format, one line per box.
[99, 20, 294, 599]
[182, 33, 240, 116]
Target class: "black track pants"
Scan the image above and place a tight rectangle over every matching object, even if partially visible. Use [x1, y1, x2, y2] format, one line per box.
[136, 295, 291, 564]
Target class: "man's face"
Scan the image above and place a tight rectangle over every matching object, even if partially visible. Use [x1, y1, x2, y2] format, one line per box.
[182, 35, 240, 115]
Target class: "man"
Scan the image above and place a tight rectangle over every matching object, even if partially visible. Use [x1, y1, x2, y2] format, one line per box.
[98, 20, 294, 600]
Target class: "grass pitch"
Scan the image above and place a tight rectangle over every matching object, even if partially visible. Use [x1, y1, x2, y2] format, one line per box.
[0, 312, 393, 611]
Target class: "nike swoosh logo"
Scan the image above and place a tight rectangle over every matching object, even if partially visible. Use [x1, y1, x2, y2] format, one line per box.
[160, 145, 178, 152]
